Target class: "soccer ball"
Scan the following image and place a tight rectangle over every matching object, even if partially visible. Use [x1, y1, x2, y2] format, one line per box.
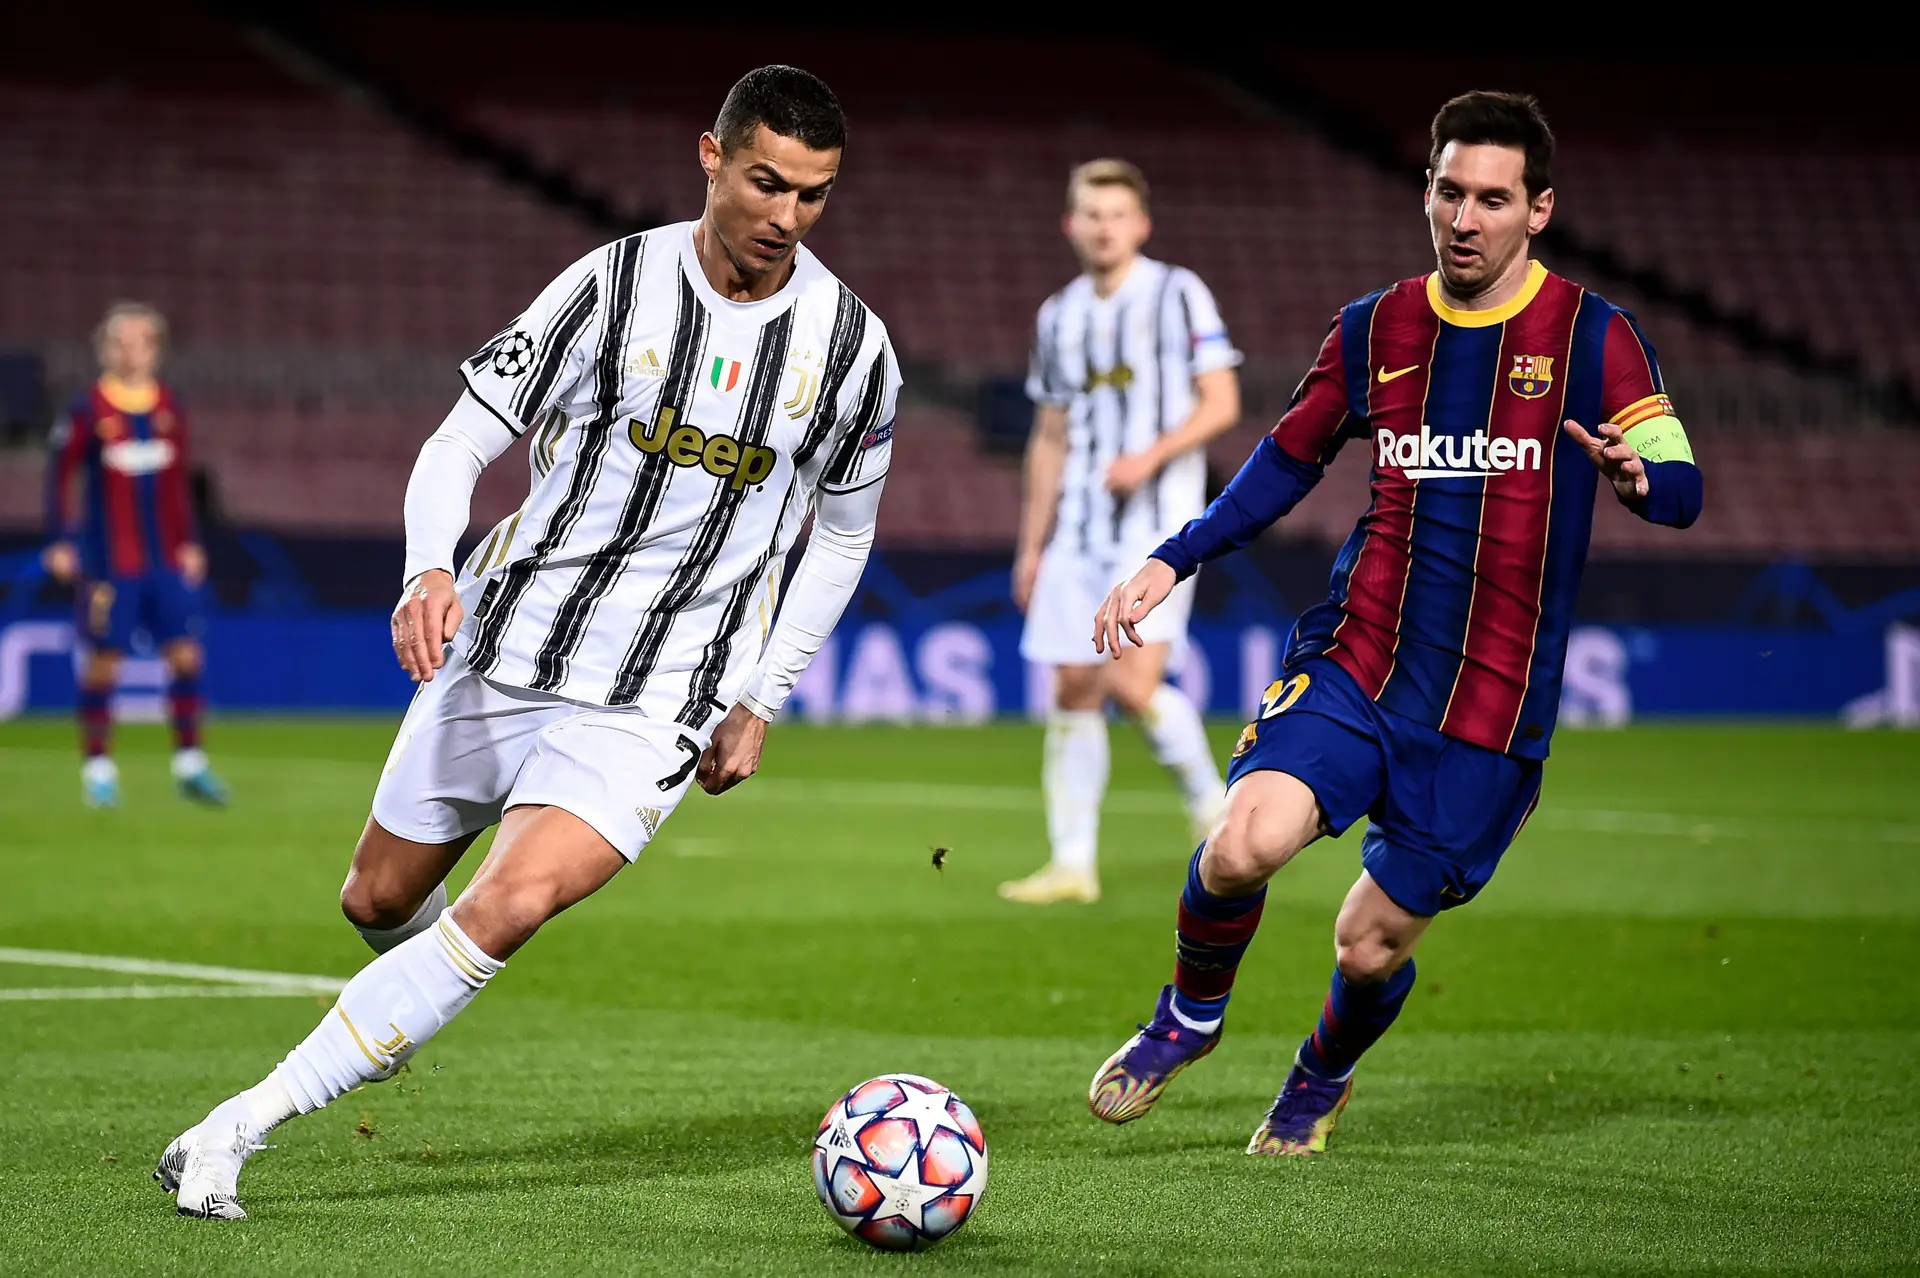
[811, 1073, 988, 1251]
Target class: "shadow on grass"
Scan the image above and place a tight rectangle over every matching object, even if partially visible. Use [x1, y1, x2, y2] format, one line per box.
[278, 1105, 812, 1205]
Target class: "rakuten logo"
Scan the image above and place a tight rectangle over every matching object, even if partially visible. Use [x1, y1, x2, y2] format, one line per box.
[102, 438, 177, 476]
[1375, 426, 1542, 479]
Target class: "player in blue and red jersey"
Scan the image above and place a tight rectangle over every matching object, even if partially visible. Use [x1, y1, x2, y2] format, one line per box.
[43, 302, 228, 808]
[1085, 93, 1702, 1153]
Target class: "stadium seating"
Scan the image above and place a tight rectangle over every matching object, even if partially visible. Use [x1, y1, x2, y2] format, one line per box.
[1, 13, 1914, 562]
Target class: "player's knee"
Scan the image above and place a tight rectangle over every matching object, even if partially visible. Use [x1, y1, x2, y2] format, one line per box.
[165, 640, 203, 678]
[1334, 933, 1409, 986]
[81, 652, 119, 691]
[1111, 679, 1154, 718]
[1053, 665, 1105, 712]
[1203, 809, 1286, 894]
[339, 867, 421, 932]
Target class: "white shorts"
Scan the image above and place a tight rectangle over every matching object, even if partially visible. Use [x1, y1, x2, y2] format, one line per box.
[1019, 542, 1195, 667]
[371, 648, 707, 862]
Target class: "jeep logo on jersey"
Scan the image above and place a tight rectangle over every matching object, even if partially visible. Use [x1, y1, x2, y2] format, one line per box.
[1375, 425, 1543, 479]
[628, 407, 777, 491]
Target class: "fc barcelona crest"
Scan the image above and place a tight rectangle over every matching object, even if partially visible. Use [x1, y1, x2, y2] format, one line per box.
[1508, 354, 1554, 399]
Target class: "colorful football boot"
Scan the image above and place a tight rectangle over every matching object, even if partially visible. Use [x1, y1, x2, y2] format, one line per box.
[1246, 1061, 1353, 1156]
[1088, 984, 1219, 1124]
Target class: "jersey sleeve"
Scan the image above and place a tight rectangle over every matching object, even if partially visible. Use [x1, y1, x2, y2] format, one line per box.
[459, 246, 605, 437]
[1269, 319, 1358, 467]
[820, 337, 901, 494]
[1023, 295, 1074, 408]
[1602, 311, 1694, 464]
[43, 403, 89, 539]
[160, 398, 197, 546]
[1169, 268, 1243, 377]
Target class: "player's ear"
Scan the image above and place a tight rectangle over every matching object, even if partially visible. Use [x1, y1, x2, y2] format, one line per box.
[1422, 170, 1434, 214]
[699, 132, 723, 186]
[1527, 186, 1555, 236]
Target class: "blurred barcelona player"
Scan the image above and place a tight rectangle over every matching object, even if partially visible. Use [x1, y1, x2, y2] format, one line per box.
[1086, 93, 1702, 1153]
[43, 301, 227, 808]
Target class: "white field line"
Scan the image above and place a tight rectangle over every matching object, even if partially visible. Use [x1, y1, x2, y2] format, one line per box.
[0, 947, 344, 998]
[2, 744, 1912, 844]
[0, 984, 325, 1002]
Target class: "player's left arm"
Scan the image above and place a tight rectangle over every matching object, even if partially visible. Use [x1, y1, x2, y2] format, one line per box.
[701, 342, 901, 794]
[1106, 271, 1244, 495]
[165, 402, 207, 588]
[1562, 312, 1703, 528]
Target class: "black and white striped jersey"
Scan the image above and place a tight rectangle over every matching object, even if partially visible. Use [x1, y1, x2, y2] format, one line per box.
[1026, 258, 1241, 560]
[453, 222, 899, 727]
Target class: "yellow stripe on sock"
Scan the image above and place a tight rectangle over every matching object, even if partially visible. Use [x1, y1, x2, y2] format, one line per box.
[435, 919, 489, 983]
[334, 1005, 390, 1072]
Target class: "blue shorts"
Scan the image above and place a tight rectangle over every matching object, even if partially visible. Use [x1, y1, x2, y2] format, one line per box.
[77, 573, 203, 652]
[1225, 657, 1543, 916]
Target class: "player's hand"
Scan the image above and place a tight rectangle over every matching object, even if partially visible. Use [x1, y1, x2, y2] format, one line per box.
[391, 568, 463, 684]
[176, 543, 208, 589]
[698, 703, 767, 795]
[1011, 547, 1041, 614]
[1104, 448, 1162, 497]
[1563, 419, 1648, 501]
[41, 541, 78, 584]
[1093, 558, 1177, 658]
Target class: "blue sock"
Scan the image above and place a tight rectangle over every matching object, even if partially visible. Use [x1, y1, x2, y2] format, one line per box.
[1296, 959, 1417, 1080]
[1170, 845, 1266, 1030]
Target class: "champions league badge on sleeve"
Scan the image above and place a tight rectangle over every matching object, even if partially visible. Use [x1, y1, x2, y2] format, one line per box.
[860, 419, 894, 450]
[491, 331, 536, 378]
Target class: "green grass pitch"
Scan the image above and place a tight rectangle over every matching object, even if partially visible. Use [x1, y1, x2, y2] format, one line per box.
[2, 717, 1917, 1275]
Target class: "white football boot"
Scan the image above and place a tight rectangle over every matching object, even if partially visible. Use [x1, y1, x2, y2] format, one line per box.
[157, 1097, 268, 1219]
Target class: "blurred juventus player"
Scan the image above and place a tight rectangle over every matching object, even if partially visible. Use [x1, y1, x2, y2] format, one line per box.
[156, 66, 901, 1218]
[1001, 161, 1243, 905]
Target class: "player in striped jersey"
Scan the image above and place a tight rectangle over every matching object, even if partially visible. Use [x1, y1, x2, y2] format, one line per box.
[1001, 160, 1244, 906]
[1086, 93, 1703, 1153]
[157, 67, 900, 1218]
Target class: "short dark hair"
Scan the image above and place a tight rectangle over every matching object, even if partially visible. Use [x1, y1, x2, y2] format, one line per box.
[1429, 91, 1554, 199]
[713, 65, 846, 155]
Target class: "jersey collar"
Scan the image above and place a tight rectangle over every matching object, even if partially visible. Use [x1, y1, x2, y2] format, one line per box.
[97, 375, 161, 415]
[678, 220, 812, 315]
[1425, 259, 1547, 328]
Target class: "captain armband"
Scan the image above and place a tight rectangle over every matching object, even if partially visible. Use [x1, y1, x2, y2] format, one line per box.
[1615, 394, 1695, 465]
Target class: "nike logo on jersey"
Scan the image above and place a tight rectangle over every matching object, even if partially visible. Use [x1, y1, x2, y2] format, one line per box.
[1377, 364, 1421, 384]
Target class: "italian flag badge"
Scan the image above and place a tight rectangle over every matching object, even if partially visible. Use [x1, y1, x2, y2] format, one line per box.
[710, 357, 742, 392]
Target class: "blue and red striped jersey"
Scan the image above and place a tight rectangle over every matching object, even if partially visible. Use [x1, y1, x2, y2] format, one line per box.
[46, 380, 198, 579]
[1275, 262, 1671, 758]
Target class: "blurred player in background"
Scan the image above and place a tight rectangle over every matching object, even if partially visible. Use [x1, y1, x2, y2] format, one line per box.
[156, 65, 901, 1219]
[1087, 93, 1702, 1152]
[42, 302, 227, 809]
[1001, 160, 1243, 906]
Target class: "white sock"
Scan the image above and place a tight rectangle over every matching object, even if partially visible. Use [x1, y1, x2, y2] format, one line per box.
[170, 747, 209, 779]
[354, 880, 449, 954]
[275, 911, 502, 1114]
[1043, 710, 1108, 874]
[240, 1071, 299, 1135]
[1169, 1002, 1223, 1036]
[82, 756, 118, 785]
[1139, 684, 1224, 817]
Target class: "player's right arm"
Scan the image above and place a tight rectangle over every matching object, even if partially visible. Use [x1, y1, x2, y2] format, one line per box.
[1013, 295, 1075, 612]
[1094, 319, 1355, 656]
[394, 246, 606, 682]
[40, 404, 88, 583]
